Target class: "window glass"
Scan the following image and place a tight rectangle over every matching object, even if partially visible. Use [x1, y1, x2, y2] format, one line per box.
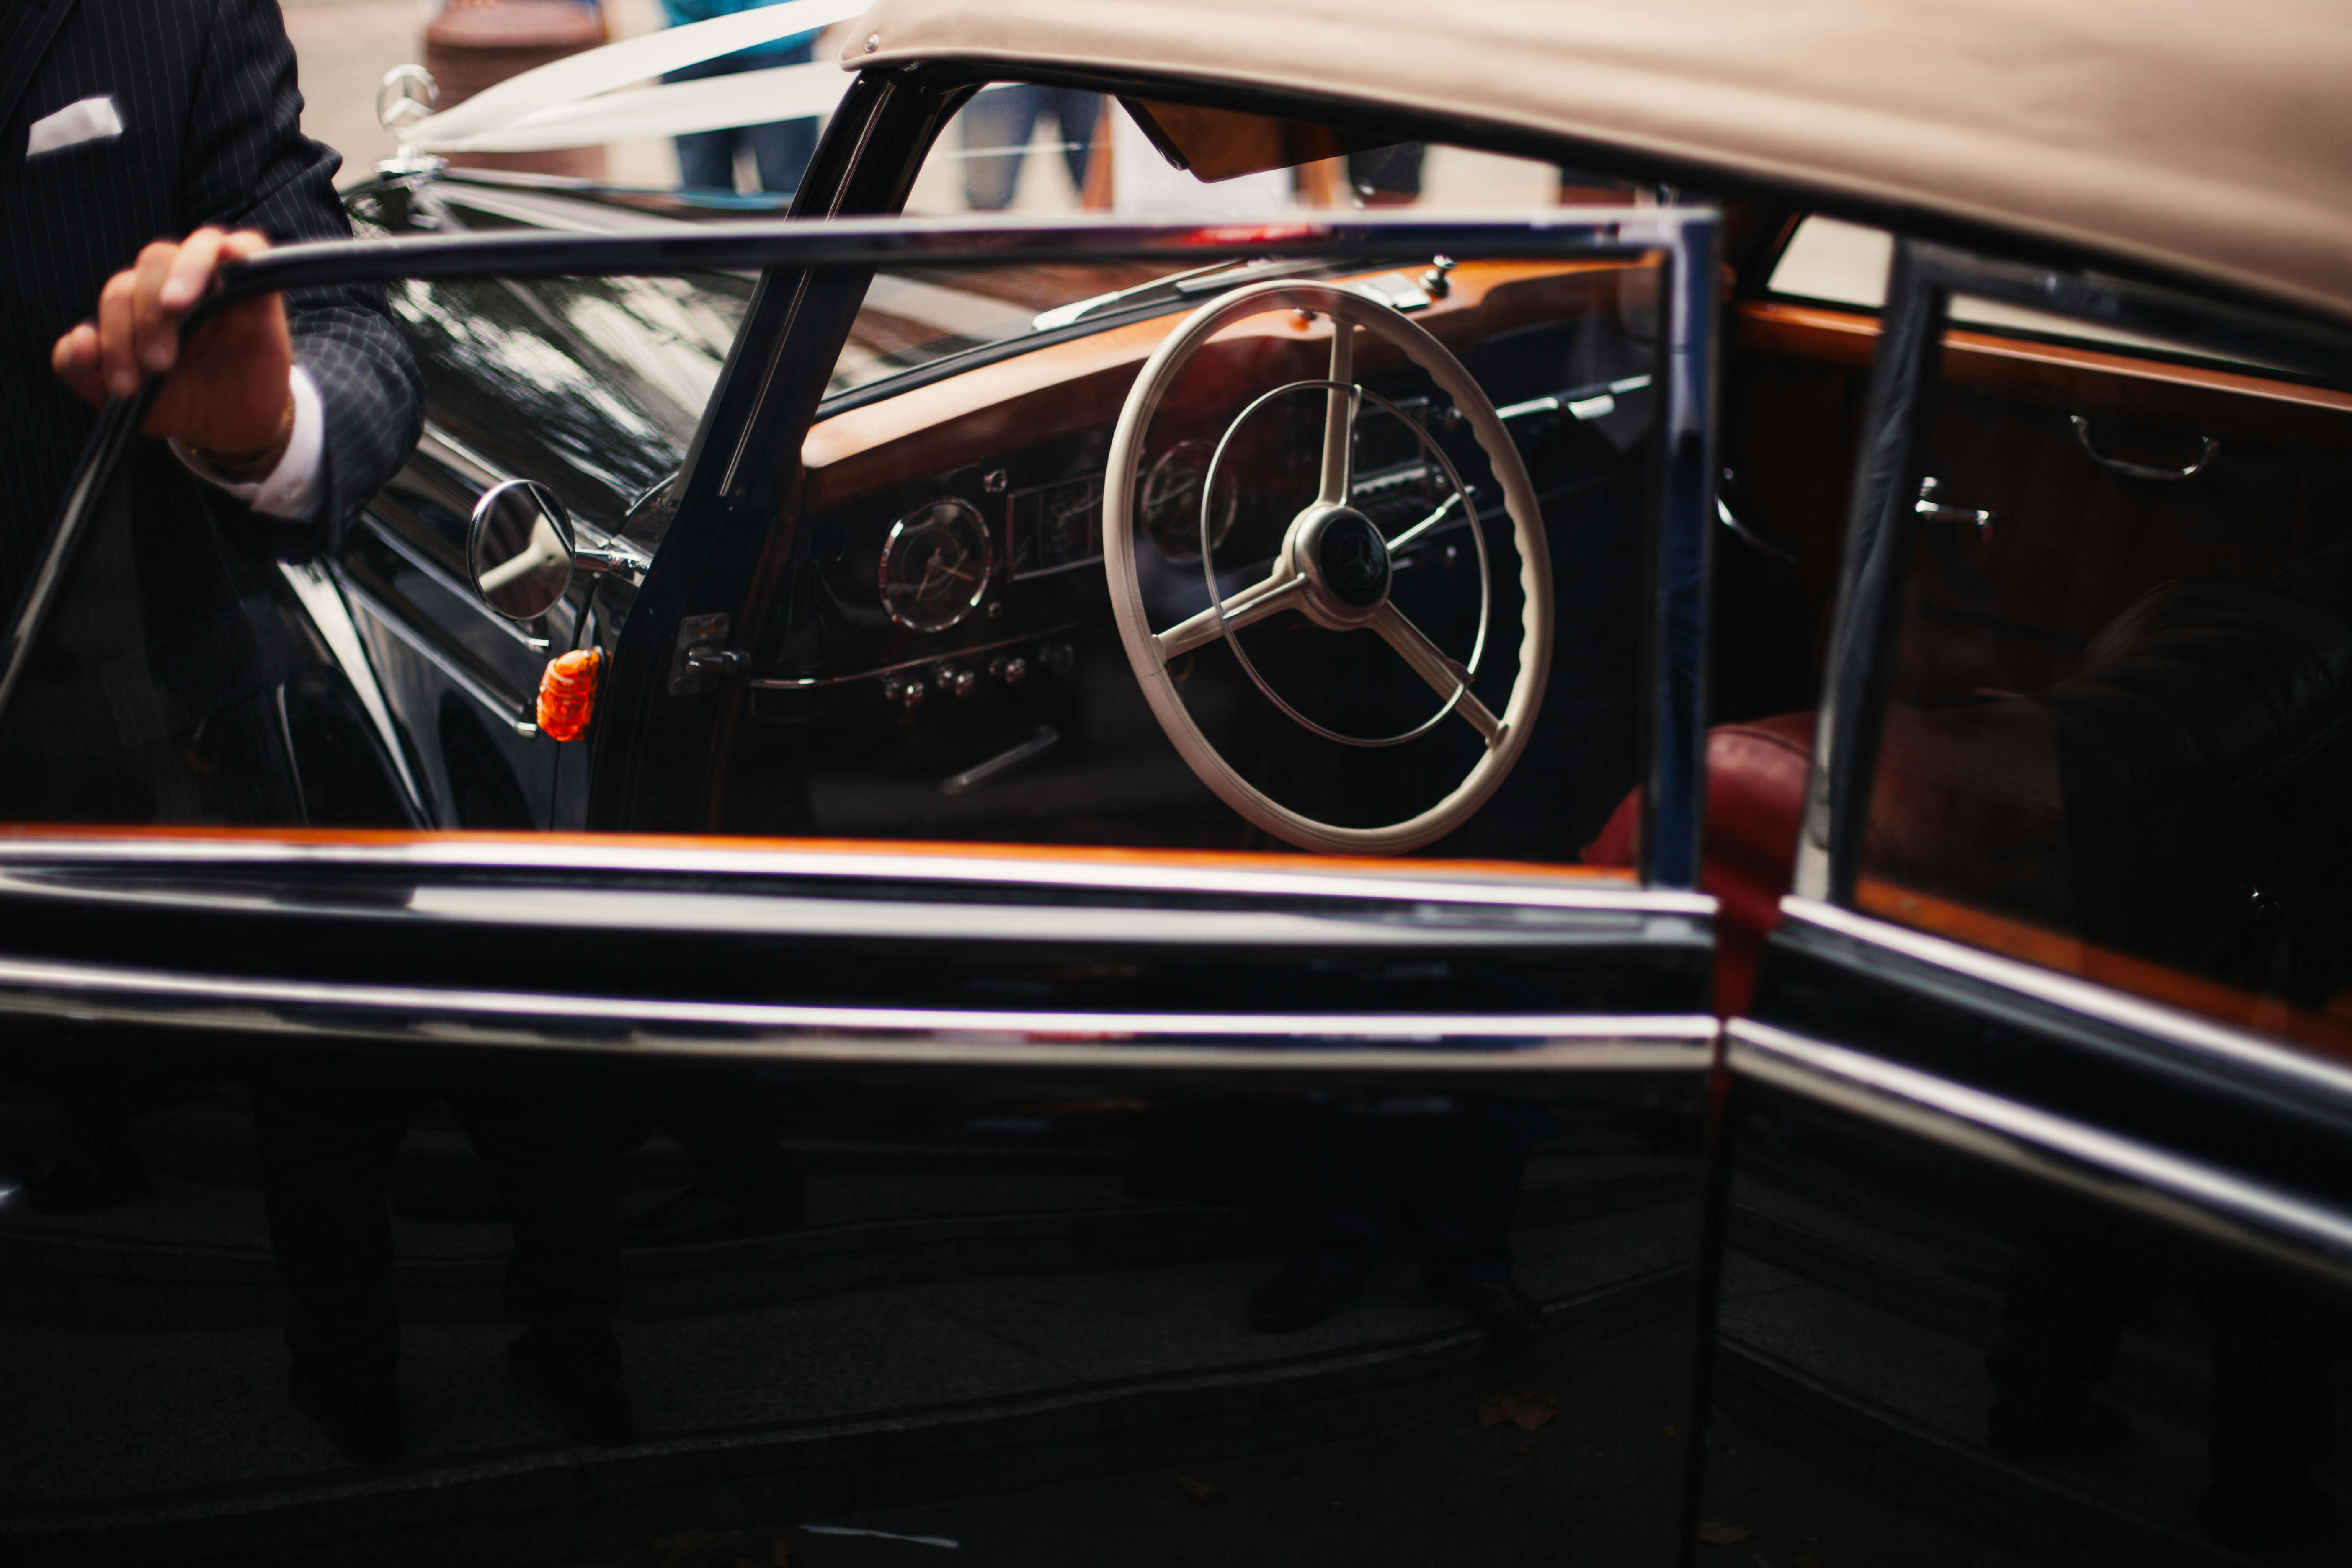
[0, 245, 1667, 875]
[1770, 217, 2220, 361]
[831, 91, 1604, 402]
[1851, 283, 2352, 1045]
[752, 249, 1665, 866]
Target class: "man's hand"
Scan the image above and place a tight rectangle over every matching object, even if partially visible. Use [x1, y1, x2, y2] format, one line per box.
[50, 227, 294, 476]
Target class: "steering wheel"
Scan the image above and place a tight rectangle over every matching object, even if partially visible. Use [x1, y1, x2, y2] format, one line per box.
[1104, 280, 1553, 855]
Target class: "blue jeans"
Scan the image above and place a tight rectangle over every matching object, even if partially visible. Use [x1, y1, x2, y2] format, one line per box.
[667, 43, 817, 196]
[959, 85, 1097, 210]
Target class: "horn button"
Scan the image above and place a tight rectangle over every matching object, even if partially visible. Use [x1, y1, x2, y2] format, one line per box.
[1290, 504, 1392, 623]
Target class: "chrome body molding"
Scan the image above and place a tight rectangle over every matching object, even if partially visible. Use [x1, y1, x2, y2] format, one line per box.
[276, 560, 432, 825]
[1726, 1016, 2352, 1289]
[0, 949, 1717, 1070]
[341, 576, 540, 737]
[1777, 895, 2352, 1117]
[0, 833, 1713, 922]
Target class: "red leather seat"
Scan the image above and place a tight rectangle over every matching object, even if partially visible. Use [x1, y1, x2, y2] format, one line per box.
[1586, 562, 2352, 1016]
[1583, 712, 1813, 1016]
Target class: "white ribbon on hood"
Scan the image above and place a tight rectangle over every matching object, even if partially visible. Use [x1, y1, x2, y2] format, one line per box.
[405, 0, 868, 155]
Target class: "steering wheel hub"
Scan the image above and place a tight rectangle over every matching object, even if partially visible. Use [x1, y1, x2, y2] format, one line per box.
[1291, 503, 1392, 622]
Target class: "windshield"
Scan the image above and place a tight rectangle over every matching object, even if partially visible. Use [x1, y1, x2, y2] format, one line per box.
[827, 260, 1173, 400]
[828, 91, 1590, 403]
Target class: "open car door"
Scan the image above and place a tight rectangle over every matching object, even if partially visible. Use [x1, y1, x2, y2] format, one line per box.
[1702, 237, 2352, 1562]
[0, 212, 1725, 1567]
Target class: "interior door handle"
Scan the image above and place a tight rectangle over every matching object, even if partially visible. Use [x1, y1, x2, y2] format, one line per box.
[1915, 476, 1993, 534]
[2070, 415, 2221, 482]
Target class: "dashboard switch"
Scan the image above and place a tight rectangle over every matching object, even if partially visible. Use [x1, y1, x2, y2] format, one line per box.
[935, 664, 978, 698]
[882, 674, 927, 711]
[990, 653, 1028, 687]
[1039, 641, 1076, 677]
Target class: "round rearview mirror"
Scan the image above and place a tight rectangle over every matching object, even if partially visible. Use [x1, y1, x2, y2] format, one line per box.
[468, 480, 576, 620]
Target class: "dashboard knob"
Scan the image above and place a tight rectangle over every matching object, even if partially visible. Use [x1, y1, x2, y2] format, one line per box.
[935, 664, 978, 698]
[990, 654, 1028, 686]
[882, 674, 926, 710]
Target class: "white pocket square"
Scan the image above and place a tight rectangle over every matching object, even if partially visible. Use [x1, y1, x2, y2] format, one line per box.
[27, 95, 123, 158]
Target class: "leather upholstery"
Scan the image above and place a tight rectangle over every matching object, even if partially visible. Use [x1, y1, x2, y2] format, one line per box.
[1589, 557, 2352, 1015]
[1583, 712, 1813, 1016]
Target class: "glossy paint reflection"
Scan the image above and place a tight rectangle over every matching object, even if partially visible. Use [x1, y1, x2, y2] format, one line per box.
[0, 1042, 1706, 1567]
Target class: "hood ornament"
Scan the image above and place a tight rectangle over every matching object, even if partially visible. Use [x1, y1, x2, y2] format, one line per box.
[375, 65, 445, 178]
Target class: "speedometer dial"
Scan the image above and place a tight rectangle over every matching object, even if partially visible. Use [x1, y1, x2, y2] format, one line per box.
[1141, 440, 1238, 562]
[879, 498, 993, 633]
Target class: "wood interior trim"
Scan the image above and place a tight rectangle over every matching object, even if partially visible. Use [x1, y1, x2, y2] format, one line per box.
[0, 823, 1634, 886]
[800, 259, 1651, 514]
[1854, 877, 2352, 1062]
[1737, 301, 2352, 448]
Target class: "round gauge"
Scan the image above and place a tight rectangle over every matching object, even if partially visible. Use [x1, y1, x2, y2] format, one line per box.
[1141, 439, 1238, 562]
[878, 498, 994, 633]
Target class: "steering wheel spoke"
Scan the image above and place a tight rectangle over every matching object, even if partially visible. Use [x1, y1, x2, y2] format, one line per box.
[1154, 568, 1303, 664]
[1385, 490, 1465, 555]
[1104, 278, 1551, 854]
[1318, 324, 1358, 505]
[1369, 602, 1503, 746]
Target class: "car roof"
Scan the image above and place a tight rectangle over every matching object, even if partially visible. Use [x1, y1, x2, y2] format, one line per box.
[847, 0, 2352, 331]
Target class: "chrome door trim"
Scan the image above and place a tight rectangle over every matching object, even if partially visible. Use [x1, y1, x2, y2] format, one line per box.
[0, 832, 1712, 921]
[1777, 895, 2352, 1118]
[276, 561, 433, 826]
[0, 947, 1716, 1070]
[340, 576, 540, 738]
[1728, 1016, 2352, 1289]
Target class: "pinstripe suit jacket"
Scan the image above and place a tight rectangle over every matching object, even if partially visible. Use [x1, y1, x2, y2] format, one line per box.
[0, 0, 423, 614]
[0, 0, 422, 822]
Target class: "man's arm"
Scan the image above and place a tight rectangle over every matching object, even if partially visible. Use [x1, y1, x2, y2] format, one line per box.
[51, 0, 422, 544]
[185, 0, 423, 537]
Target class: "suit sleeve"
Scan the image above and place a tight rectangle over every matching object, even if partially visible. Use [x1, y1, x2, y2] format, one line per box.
[179, 0, 424, 544]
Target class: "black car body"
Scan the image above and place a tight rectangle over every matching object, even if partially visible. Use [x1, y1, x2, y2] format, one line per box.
[5, 3, 2352, 1565]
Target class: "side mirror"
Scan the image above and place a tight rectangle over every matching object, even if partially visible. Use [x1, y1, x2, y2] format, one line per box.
[468, 480, 575, 620]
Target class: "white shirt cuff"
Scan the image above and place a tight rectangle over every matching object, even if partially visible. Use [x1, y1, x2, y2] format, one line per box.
[171, 363, 326, 522]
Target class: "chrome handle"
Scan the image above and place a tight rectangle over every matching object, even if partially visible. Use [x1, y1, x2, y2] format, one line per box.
[2070, 415, 2220, 482]
[1914, 476, 1993, 534]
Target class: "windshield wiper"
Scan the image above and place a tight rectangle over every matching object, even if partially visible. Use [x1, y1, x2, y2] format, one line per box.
[1031, 257, 1325, 332]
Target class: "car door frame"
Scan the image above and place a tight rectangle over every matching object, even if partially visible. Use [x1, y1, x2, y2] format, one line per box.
[1734, 231, 2352, 1312]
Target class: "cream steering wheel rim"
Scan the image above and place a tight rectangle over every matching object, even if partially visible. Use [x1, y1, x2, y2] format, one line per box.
[1103, 280, 1554, 856]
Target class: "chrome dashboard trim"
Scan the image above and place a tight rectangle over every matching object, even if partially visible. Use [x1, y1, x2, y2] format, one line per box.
[746, 622, 1075, 689]
[1777, 895, 2352, 1116]
[1728, 1015, 2352, 1288]
[0, 947, 1717, 1071]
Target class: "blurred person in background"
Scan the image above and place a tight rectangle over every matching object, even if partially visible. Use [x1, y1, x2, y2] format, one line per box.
[662, 0, 821, 195]
[961, 85, 1098, 211]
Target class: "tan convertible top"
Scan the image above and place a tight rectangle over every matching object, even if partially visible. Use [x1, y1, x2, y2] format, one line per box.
[847, 0, 2352, 329]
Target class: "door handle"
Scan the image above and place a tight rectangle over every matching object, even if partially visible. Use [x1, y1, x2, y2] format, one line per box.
[1914, 476, 1994, 535]
[2070, 415, 2220, 482]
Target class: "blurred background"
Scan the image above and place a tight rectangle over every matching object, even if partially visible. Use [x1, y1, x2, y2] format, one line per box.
[283, 0, 1565, 210]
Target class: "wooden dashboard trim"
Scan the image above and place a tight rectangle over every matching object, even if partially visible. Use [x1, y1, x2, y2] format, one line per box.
[1737, 300, 2352, 448]
[799, 259, 1656, 515]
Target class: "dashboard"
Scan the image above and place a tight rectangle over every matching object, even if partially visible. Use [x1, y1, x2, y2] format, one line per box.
[722, 259, 1663, 851]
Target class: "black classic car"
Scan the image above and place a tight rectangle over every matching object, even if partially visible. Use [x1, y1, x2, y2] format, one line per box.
[4, 0, 2352, 1564]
